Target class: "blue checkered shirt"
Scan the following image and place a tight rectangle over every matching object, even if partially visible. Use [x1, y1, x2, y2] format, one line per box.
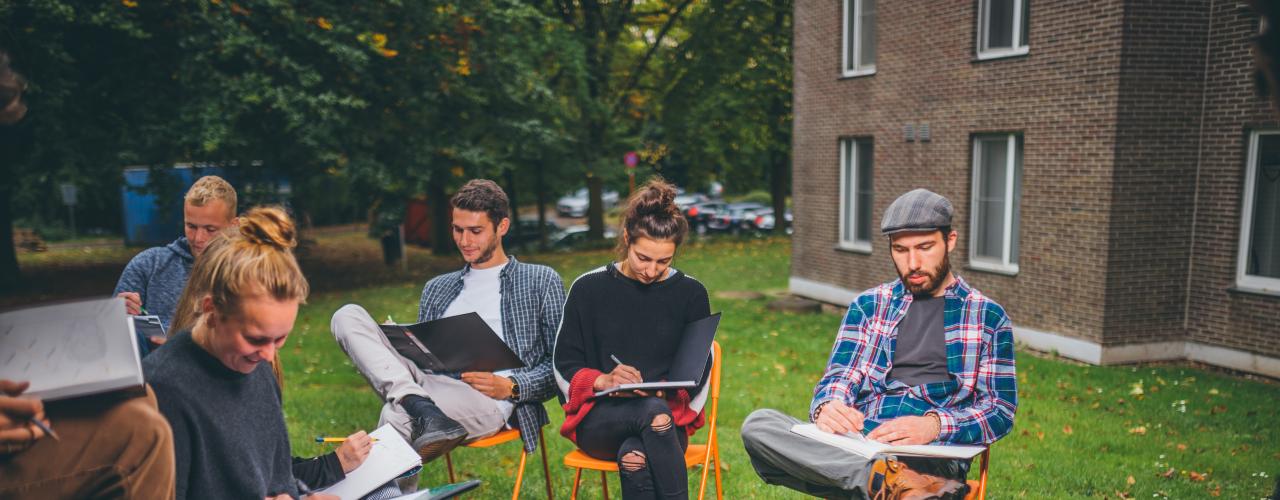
[811, 275, 1017, 446]
[418, 256, 566, 452]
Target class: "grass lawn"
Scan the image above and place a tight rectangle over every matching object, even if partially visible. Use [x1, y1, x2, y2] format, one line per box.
[279, 237, 1279, 499]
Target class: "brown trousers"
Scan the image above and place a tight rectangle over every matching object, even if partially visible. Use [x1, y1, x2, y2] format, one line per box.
[0, 386, 175, 499]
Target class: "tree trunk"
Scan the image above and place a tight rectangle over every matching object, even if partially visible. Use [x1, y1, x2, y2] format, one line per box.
[429, 177, 452, 256]
[586, 174, 605, 240]
[503, 168, 520, 246]
[770, 152, 789, 235]
[535, 161, 549, 249]
[0, 184, 20, 292]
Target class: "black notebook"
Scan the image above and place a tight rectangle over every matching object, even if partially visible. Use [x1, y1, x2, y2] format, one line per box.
[378, 312, 525, 373]
[593, 312, 721, 398]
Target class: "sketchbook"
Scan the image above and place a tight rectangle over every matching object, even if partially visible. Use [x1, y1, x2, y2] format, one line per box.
[317, 424, 423, 500]
[0, 297, 144, 401]
[790, 423, 986, 459]
[593, 313, 721, 398]
[378, 312, 525, 373]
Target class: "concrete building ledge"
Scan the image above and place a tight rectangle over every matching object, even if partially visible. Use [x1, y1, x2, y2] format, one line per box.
[790, 276, 1280, 379]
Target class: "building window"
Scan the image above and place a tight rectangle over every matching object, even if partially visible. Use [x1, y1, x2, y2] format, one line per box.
[977, 0, 1029, 60]
[842, 0, 876, 76]
[1238, 131, 1280, 293]
[970, 134, 1022, 274]
[839, 138, 874, 251]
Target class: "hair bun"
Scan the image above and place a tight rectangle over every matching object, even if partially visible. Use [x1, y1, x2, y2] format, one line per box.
[237, 206, 297, 250]
[632, 181, 679, 217]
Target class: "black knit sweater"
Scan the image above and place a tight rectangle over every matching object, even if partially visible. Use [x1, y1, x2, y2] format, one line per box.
[553, 263, 712, 401]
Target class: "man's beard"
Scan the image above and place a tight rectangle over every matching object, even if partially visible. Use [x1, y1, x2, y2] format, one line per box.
[898, 251, 952, 296]
[470, 237, 500, 266]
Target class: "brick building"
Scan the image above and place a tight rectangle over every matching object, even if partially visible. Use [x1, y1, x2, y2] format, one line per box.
[789, 0, 1280, 377]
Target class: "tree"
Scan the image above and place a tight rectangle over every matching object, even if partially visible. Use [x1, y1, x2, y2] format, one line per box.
[658, 0, 793, 232]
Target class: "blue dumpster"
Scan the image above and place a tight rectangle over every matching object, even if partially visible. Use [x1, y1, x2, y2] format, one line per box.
[121, 165, 225, 247]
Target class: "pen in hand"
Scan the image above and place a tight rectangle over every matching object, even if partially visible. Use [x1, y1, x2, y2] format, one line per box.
[315, 435, 378, 443]
[29, 417, 59, 442]
[610, 354, 624, 367]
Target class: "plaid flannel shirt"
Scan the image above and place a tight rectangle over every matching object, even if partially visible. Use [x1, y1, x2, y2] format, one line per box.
[418, 256, 566, 452]
[810, 275, 1017, 446]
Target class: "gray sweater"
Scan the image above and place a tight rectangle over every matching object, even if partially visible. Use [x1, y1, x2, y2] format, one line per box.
[145, 331, 299, 500]
[114, 237, 194, 331]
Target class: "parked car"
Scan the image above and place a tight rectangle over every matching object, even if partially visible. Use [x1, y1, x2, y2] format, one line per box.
[673, 191, 709, 211]
[549, 224, 618, 250]
[751, 208, 793, 234]
[556, 188, 620, 218]
[685, 200, 728, 234]
[501, 219, 560, 248]
[706, 202, 768, 233]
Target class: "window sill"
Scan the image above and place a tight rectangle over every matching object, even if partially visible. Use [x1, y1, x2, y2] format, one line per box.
[972, 48, 1029, 63]
[838, 68, 877, 80]
[835, 242, 873, 255]
[965, 260, 1019, 276]
[1228, 284, 1280, 298]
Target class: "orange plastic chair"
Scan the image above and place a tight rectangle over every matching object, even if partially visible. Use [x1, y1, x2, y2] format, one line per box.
[562, 341, 724, 500]
[445, 427, 554, 500]
[963, 448, 990, 500]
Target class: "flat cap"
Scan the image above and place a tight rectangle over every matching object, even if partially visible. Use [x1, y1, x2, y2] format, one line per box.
[880, 188, 953, 235]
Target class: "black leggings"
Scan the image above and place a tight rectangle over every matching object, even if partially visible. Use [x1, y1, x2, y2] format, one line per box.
[576, 397, 690, 500]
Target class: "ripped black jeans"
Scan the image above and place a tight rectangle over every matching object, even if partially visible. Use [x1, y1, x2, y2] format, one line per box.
[577, 397, 690, 500]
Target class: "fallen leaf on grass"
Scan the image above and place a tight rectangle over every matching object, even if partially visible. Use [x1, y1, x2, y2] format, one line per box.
[1208, 483, 1221, 496]
[1188, 471, 1207, 482]
[1176, 443, 1187, 451]
[1116, 491, 1131, 499]
[1062, 425, 1073, 435]
[1036, 431, 1045, 441]
[1126, 475, 1136, 486]
[1210, 405, 1227, 414]
[1160, 468, 1176, 479]
[1128, 426, 1147, 435]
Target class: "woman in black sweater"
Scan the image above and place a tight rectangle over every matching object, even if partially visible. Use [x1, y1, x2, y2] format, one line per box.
[554, 179, 713, 500]
[145, 207, 318, 499]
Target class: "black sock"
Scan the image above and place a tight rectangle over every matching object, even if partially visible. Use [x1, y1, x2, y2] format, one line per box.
[400, 394, 436, 420]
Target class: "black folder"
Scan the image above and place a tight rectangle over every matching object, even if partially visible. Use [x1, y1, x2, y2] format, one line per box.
[378, 312, 525, 373]
[593, 312, 721, 397]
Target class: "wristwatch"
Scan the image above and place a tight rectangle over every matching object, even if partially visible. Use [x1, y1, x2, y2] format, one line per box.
[508, 378, 520, 402]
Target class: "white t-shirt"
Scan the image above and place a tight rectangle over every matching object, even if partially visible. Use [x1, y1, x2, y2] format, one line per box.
[441, 262, 515, 421]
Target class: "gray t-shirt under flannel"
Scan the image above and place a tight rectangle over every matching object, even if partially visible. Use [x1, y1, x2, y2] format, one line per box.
[887, 295, 950, 386]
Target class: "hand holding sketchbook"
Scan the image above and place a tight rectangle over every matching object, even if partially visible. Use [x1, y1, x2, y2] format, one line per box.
[378, 312, 524, 373]
[593, 313, 721, 398]
[790, 423, 985, 459]
[317, 424, 422, 500]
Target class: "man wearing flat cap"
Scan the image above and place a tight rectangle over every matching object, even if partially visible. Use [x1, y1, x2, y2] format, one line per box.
[741, 189, 1017, 499]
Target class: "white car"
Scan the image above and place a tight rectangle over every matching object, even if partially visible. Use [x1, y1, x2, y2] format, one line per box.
[556, 188, 620, 217]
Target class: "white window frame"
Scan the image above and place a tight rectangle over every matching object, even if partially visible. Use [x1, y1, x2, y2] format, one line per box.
[841, 0, 876, 77]
[1235, 130, 1280, 294]
[969, 134, 1021, 275]
[839, 138, 874, 252]
[976, 0, 1029, 60]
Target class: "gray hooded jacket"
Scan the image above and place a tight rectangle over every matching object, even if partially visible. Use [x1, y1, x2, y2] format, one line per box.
[114, 237, 195, 331]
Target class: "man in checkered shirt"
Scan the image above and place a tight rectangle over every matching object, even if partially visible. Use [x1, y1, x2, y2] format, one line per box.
[742, 189, 1017, 499]
[331, 179, 566, 474]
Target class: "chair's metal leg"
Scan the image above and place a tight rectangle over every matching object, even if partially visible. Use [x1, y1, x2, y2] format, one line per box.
[539, 431, 554, 500]
[571, 468, 582, 500]
[511, 449, 528, 500]
[600, 471, 609, 500]
[445, 452, 456, 483]
[713, 442, 724, 500]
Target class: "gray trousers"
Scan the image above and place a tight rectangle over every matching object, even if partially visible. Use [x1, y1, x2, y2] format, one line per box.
[741, 409, 969, 500]
[330, 304, 507, 444]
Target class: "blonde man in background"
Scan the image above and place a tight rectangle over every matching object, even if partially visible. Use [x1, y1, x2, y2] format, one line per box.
[115, 175, 238, 351]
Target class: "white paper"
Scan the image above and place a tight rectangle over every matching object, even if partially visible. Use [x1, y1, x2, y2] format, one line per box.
[318, 424, 422, 500]
[0, 297, 144, 401]
[790, 423, 986, 459]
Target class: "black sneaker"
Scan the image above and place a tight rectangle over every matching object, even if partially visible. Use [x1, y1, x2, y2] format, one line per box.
[408, 403, 467, 463]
